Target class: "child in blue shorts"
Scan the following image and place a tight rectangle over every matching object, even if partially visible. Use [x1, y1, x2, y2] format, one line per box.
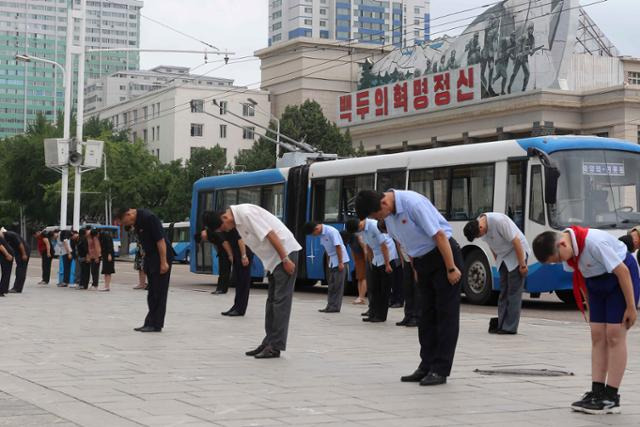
[533, 226, 639, 415]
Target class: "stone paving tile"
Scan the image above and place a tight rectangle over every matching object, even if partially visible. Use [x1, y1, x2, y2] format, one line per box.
[1, 274, 640, 426]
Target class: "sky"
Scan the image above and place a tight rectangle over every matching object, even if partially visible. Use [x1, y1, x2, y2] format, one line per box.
[138, 0, 640, 88]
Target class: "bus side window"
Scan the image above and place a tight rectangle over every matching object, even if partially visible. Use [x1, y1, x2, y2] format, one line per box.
[342, 174, 374, 218]
[409, 168, 448, 217]
[450, 164, 494, 220]
[261, 184, 284, 218]
[529, 165, 545, 225]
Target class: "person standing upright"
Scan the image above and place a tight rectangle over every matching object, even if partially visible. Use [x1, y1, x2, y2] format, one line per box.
[99, 230, 115, 291]
[205, 205, 301, 359]
[0, 232, 14, 297]
[220, 228, 254, 316]
[356, 189, 463, 386]
[87, 228, 102, 290]
[464, 213, 530, 334]
[77, 229, 91, 289]
[116, 208, 173, 332]
[58, 230, 73, 287]
[37, 231, 53, 285]
[304, 221, 350, 313]
[1, 228, 30, 293]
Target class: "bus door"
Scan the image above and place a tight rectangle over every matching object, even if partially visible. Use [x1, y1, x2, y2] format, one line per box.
[195, 191, 215, 273]
[506, 159, 527, 232]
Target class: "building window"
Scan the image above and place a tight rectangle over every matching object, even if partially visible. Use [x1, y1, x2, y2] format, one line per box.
[272, 22, 282, 31]
[143, 129, 148, 143]
[132, 131, 137, 141]
[143, 106, 148, 119]
[191, 123, 203, 137]
[156, 126, 160, 140]
[304, 7, 312, 13]
[304, 19, 312, 25]
[272, 10, 282, 19]
[242, 127, 255, 140]
[320, 20, 327, 27]
[414, 6, 420, 14]
[133, 110, 138, 123]
[218, 100, 227, 115]
[272, 33, 282, 42]
[242, 103, 255, 117]
[220, 124, 227, 138]
[320, 8, 327, 15]
[190, 99, 204, 112]
[628, 71, 640, 85]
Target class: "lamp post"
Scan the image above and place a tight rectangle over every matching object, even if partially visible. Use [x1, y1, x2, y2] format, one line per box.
[247, 98, 280, 163]
[15, 50, 72, 231]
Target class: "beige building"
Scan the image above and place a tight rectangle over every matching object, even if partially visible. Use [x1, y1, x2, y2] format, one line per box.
[350, 58, 640, 154]
[255, 38, 392, 123]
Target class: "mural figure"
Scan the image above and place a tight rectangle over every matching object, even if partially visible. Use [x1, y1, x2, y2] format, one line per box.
[492, 32, 516, 95]
[508, 23, 542, 93]
[465, 32, 482, 65]
[481, 15, 500, 96]
[446, 50, 458, 70]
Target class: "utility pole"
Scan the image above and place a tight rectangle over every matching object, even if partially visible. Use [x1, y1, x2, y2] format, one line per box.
[72, 0, 87, 231]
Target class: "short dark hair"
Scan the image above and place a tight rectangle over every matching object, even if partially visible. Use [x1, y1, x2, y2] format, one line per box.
[532, 231, 559, 263]
[355, 190, 384, 220]
[202, 210, 225, 231]
[619, 234, 634, 253]
[303, 221, 319, 235]
[114, 208, 132, 220]
[345, 218, 360, 234]
[463, 219, 480, 242]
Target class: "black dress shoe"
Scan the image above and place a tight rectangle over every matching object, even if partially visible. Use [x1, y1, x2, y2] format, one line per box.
[368, 318, 385, 323]
[254, 346, 280, 359]
[134, 326, 146, 331]
[8, 289, 18, 294]
[211, 290, 227, 294]
[245, 345, 265, 356]
[138, 326, 162, 332]
[226, 310, 243, 317]
[361, 311, 370, 317]
[396, 318, 409, 326]
[221, 310, 231, 316]
[419, 372, 447, 386]
[496, 329, 517, 335]
[405, 318, 418, 327]
[389, 302, 403, 308]
[401, 368, 428, 382]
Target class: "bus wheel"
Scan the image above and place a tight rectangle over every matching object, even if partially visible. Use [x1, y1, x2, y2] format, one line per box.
[462, 250, 495, 305]
[555, 290, 578, 306]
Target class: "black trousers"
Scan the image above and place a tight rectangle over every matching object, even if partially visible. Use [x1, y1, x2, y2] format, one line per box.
[370, 261, 403, 320]
[90, 260, 100, 287]
[41, 253, 52, 283]
[62, 255, 72, 284]
[13, 257, 29, 292]
[144, 265, 172, 329]
[216, 254, 232, 292]
[402, 259, 422, 321]
[230, 257, 252, 314]
[0, 258, 12, 294]
[80, 261, 91, 289]
[389, 262, 404, 305]
[413, 238, 463, 377]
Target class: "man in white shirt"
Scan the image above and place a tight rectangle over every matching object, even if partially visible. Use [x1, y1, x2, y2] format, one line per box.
[205, 205, 302, 359]
[304, 221, 350, 313]
[464, 213, 530, 334]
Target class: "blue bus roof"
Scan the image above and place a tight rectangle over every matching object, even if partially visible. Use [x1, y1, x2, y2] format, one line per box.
[193, 169, 286, 192]
[516, 136, 640, 154]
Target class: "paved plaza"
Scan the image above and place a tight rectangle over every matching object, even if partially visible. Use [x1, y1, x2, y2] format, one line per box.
[1, 262, 640, 426]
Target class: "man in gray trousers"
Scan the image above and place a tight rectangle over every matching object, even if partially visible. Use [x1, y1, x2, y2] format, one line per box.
[304, 221, 350, 313]
[205, 205, 302, 359]
[463, 213, 530, 334]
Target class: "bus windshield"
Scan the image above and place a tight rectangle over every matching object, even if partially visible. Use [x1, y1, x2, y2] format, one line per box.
[548, 149, 640, 229]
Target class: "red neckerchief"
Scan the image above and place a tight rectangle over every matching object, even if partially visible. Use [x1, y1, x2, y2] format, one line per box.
[566, 226, 589, 319]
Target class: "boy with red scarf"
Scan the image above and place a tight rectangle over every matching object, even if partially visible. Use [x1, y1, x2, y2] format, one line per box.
[533, 227, 639, 414]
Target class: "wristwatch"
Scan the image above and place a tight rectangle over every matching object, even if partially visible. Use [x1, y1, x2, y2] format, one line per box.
[241, 254, 248, 259]
[282, 256, 291, 263]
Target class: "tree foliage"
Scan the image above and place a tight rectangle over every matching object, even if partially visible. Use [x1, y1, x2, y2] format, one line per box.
[0, 113, 228, 231]
[235, 100, 354, 171]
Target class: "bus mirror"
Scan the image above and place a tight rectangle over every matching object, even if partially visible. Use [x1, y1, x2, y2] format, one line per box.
[544, 167, 560, 205]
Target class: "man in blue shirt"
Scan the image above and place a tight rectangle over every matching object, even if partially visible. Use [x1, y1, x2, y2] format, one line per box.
[346, 218, 401, 322]
[356, 189, 463, 386]
[304, 221, 350, 313]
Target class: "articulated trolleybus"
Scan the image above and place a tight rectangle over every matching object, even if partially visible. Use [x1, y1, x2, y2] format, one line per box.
[190, 136, 640, 304]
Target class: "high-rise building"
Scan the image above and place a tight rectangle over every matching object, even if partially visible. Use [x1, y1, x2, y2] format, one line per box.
[0, 0, 143, 138]
[268, 0, 430, 48]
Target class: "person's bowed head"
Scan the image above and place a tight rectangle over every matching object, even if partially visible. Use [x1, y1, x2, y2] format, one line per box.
[532, 231, 574, 264]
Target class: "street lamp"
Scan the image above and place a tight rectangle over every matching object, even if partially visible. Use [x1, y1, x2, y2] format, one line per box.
[15, 51, 72, 231]
[247, 98, 281, 162]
